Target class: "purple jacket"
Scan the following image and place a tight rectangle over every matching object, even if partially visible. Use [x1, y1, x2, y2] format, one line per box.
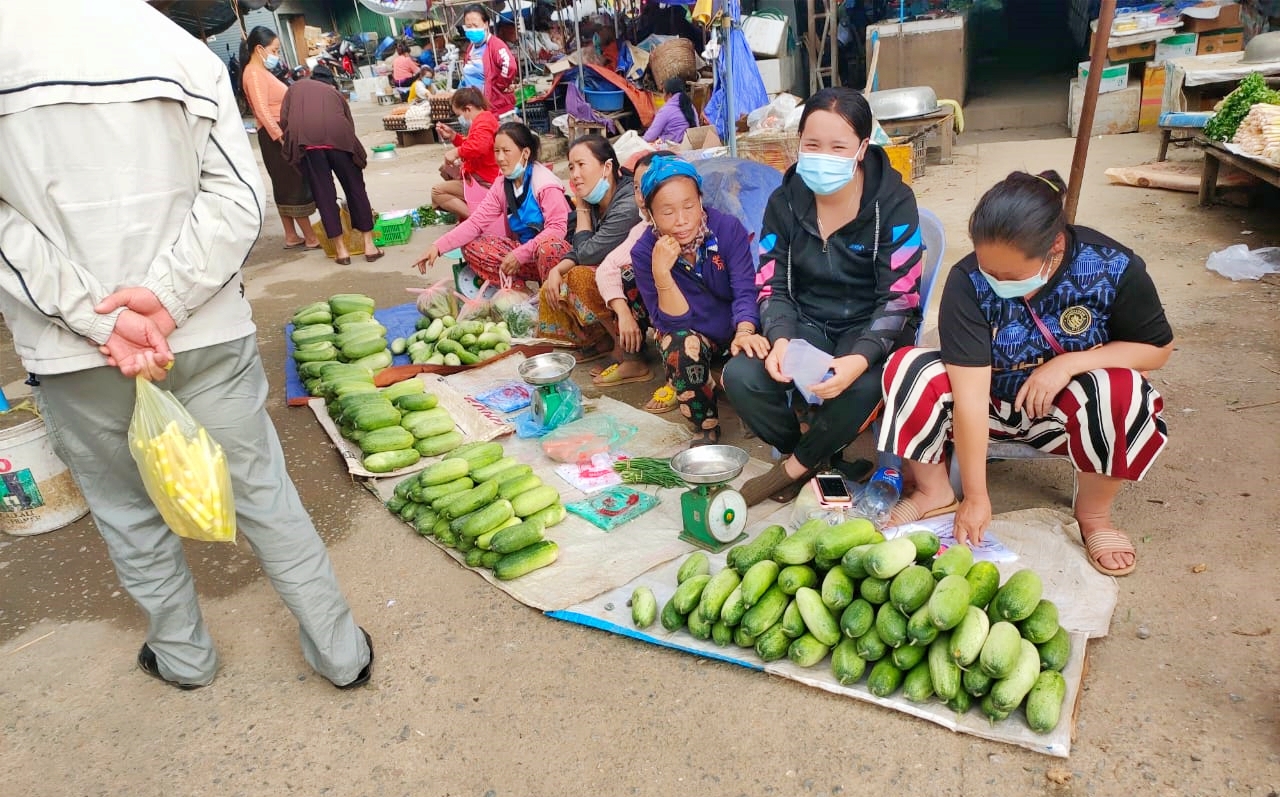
[631, 207, 760, 344]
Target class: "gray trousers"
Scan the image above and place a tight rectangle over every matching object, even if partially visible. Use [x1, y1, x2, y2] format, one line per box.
[35, 335, 369, 686]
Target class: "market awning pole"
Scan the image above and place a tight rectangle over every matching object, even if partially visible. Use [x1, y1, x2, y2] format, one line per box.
[1065, 0, 1117, 225]
[723, 11, 736, 157]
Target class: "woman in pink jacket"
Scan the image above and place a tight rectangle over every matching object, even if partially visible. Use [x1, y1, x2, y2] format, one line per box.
[414, 121, 571, 283]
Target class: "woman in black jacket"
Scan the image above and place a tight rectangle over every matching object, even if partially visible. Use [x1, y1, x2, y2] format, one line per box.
[724, 87, 923, 506]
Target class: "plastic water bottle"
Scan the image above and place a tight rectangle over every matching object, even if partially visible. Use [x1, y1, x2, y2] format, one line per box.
[855, 467, 903, 529]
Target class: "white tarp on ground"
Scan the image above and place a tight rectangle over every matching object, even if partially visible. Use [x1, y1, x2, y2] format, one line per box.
[342, 355, 1117, 757]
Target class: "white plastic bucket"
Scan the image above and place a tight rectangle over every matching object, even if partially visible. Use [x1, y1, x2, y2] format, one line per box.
[0, 411, 90, 536]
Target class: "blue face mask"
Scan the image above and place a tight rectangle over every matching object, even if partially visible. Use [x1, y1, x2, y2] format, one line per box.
[506, 156, 527, 181]
[465, 28, 487, 44]
[264, 53, 281, 70]
[796, 151, 862, 195]
[979, 254, 1054, 299]
[583, 175, 610, 204]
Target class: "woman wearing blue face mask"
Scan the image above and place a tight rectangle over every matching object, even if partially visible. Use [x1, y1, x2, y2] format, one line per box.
[459, 4, 516, 117]
[878, 170, 1174, 577]
[240, 26, 320, 250]
[537, 135, 641, 360]
[415, 122, 571, 284]
[724, 87, 922, 506]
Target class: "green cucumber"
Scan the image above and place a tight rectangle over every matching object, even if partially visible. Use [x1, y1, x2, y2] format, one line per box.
[631, 587, 658, 629]
[787, 633, 830, 668]
[831, 638, 867, 685]
[840, 599, 875, 640]
[902, 660, 935, 703]
[671, 574, 711, 615]
[677, 552, 711, 584]
[414, 430, 465, 457]
[891, 640, 926, 670]
[739, 560, 780, 608]
[863, 538, 918, 580]
[777, 565, 818, 595]
[866, 659, 904, 698]
[728, 525, 787, 575]
[698, 568, 742, 623]
[876, 602, 909, 649]
[498, 473, 543, 501]
[489, 518, 545, 554]
[965, 560, 1001, 608]
[889, 565, 934, 615]
[720, 586, 747, 627]
[362, 448, 420, 473]
[950, 605, 991, 667]
[928, 574, 972, 631]
[795, 587, 841, 647]
[991, 639, 1042, 711]
[453, 499, 515, 539]
[990, 569, 1044, 623]
[931, 544, 974, 581]
[820, 566, 855, 612]
[493, 540, 558, 580]
[979, 621, 1023, 679]
[929, 632, 962, 701]
[753, 622, 790, 662]
[1017, 599, 1061, 644]
[1025, 671, 1068, 734]
[814, 517, 882, 561]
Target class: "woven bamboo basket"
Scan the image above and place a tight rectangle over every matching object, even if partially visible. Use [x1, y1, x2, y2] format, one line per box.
[650, 38, 698, 87]
[735, 130, 799, 172]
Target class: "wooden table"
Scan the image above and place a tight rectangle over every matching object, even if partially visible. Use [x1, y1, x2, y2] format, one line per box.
[567, 109, 635, 141]
[1199, 139, 1280, 206]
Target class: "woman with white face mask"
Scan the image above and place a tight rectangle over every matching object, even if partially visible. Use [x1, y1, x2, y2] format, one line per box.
[878, 170, 1174, 577]
[415, 121, 571, 284]
[240, 26, 320, 250]
[724, 87, 923, 506]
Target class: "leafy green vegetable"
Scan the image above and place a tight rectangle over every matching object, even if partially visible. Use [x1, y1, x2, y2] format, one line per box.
[1205, 72, 1280, 142]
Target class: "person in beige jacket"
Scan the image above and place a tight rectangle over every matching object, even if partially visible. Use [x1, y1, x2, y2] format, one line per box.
[0, 0, 372, 690]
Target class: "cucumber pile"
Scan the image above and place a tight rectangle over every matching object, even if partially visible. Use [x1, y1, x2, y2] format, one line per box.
[632, 520, 1071, 734]
[401, 314, 514, 367]
[386, 441, 566, 580]
[313, 371, 465, 472]
[291, 294, 393, 374]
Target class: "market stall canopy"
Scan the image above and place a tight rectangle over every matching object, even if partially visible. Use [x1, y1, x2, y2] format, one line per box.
[148, 0, 280, 38]
[358, 0, 429, 14]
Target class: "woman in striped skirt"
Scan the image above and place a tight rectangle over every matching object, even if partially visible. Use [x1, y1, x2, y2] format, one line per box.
[878, 170, 1174, 577]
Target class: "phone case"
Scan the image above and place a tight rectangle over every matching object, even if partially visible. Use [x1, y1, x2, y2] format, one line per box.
[811, 475, 853, 508]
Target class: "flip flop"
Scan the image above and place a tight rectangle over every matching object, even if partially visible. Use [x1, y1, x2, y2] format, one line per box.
[592, 362, 653, 387]
[283, 241, 306, 250]
[1080, 528, 1137, 577]
[886, 496, 960, 528]
[589, 361, 617, 378]
[644, 385, 678, 414]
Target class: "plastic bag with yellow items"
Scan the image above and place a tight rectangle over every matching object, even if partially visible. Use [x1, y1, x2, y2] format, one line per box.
[128, 377, 236, 543]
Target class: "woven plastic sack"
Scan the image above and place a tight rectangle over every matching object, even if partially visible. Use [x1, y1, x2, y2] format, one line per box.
[128, 377, 236, 543]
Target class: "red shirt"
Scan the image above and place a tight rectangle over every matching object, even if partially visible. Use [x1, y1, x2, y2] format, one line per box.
[450, 110, 501, 184]
[474, 35, 516, 116]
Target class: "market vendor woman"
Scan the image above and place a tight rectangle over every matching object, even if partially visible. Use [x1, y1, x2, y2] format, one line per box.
[878, 170, 1173, 577]
[415, 121, 571, 283]
[538, 135, 641, 361]
[724, 87, 922, 506]
[631, 158, 767, 445]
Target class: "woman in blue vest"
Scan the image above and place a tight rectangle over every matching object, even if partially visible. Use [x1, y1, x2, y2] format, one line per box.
[878, 170, 1174, 577]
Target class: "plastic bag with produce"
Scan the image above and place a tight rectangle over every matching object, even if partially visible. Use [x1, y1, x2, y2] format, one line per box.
[128, 376, 236, 543]
[413, 278, 458, 321]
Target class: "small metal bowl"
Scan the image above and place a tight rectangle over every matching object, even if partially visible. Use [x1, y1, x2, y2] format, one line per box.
[669, 445, 750, 485]
[517, 351, 577, 385]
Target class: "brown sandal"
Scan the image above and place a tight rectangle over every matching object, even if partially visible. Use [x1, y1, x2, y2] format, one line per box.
[886, 496, 960, 528]
[1081, 528, 1137, 577]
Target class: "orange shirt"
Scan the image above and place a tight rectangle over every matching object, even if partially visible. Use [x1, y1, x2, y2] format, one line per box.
[242, 61, 287, 140]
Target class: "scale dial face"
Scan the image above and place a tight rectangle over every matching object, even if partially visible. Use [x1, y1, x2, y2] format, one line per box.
[706, 488, 747, 542]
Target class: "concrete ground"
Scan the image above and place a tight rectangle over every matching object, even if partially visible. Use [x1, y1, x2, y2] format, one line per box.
[1, 103, 1278, 796]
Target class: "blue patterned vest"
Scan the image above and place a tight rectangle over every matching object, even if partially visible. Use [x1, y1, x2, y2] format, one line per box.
[969, 240, 1130, 402]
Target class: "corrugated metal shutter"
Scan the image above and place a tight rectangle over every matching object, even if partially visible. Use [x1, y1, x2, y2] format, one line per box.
[205, 7, 279, 68]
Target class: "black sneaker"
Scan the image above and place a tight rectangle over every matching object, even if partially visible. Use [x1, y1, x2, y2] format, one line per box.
[335, 628, 373, 690]
[137, 644, 203, 691]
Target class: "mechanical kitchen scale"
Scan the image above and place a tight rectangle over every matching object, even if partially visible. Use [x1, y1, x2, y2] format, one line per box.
[517, 351, 581, 427]
[668, 445, 750, 552]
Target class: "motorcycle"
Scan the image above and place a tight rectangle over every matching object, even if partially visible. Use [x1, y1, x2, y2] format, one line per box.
[315, 38, 356, 80]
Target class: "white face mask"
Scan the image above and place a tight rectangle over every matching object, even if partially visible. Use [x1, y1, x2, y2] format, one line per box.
[505, 156, 527, 180]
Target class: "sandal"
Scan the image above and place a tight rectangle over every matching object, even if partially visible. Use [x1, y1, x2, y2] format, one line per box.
[589, 361, 617, 378]
[886, 495, 960, 528]
[1080, 528, 1137, 577]
[365, 251, 385, 263]
[592, 362, 653, 387]
[644, 385, 678, 414]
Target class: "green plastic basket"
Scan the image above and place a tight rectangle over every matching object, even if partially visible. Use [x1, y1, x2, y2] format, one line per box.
[372, 214, 413, 246]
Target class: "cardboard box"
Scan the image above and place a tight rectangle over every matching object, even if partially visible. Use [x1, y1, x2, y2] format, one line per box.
[1068, 77, 1141, 137]
[867, 15, 967, 103]
[1078, 61, 1131, 94]
[1196, 29, 1244, 55]
[1154, 33, 1198, 64]
[1139, 64, 1166, 131]
[1181, 2, 1242, 33]
[677, 126, 723, 151]
[755, 55, 795, 95]
[741, 15, 789, 58]
[1106, 39, 1156, 64]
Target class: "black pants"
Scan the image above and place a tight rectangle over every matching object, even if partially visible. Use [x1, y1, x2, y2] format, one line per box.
[299, 149, 374, 239]
[722, 320, 884, 470]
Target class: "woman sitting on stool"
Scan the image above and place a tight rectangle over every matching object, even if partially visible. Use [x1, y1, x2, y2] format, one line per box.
[725, 87, 922, 506]
[878, 170, 1174, 577]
